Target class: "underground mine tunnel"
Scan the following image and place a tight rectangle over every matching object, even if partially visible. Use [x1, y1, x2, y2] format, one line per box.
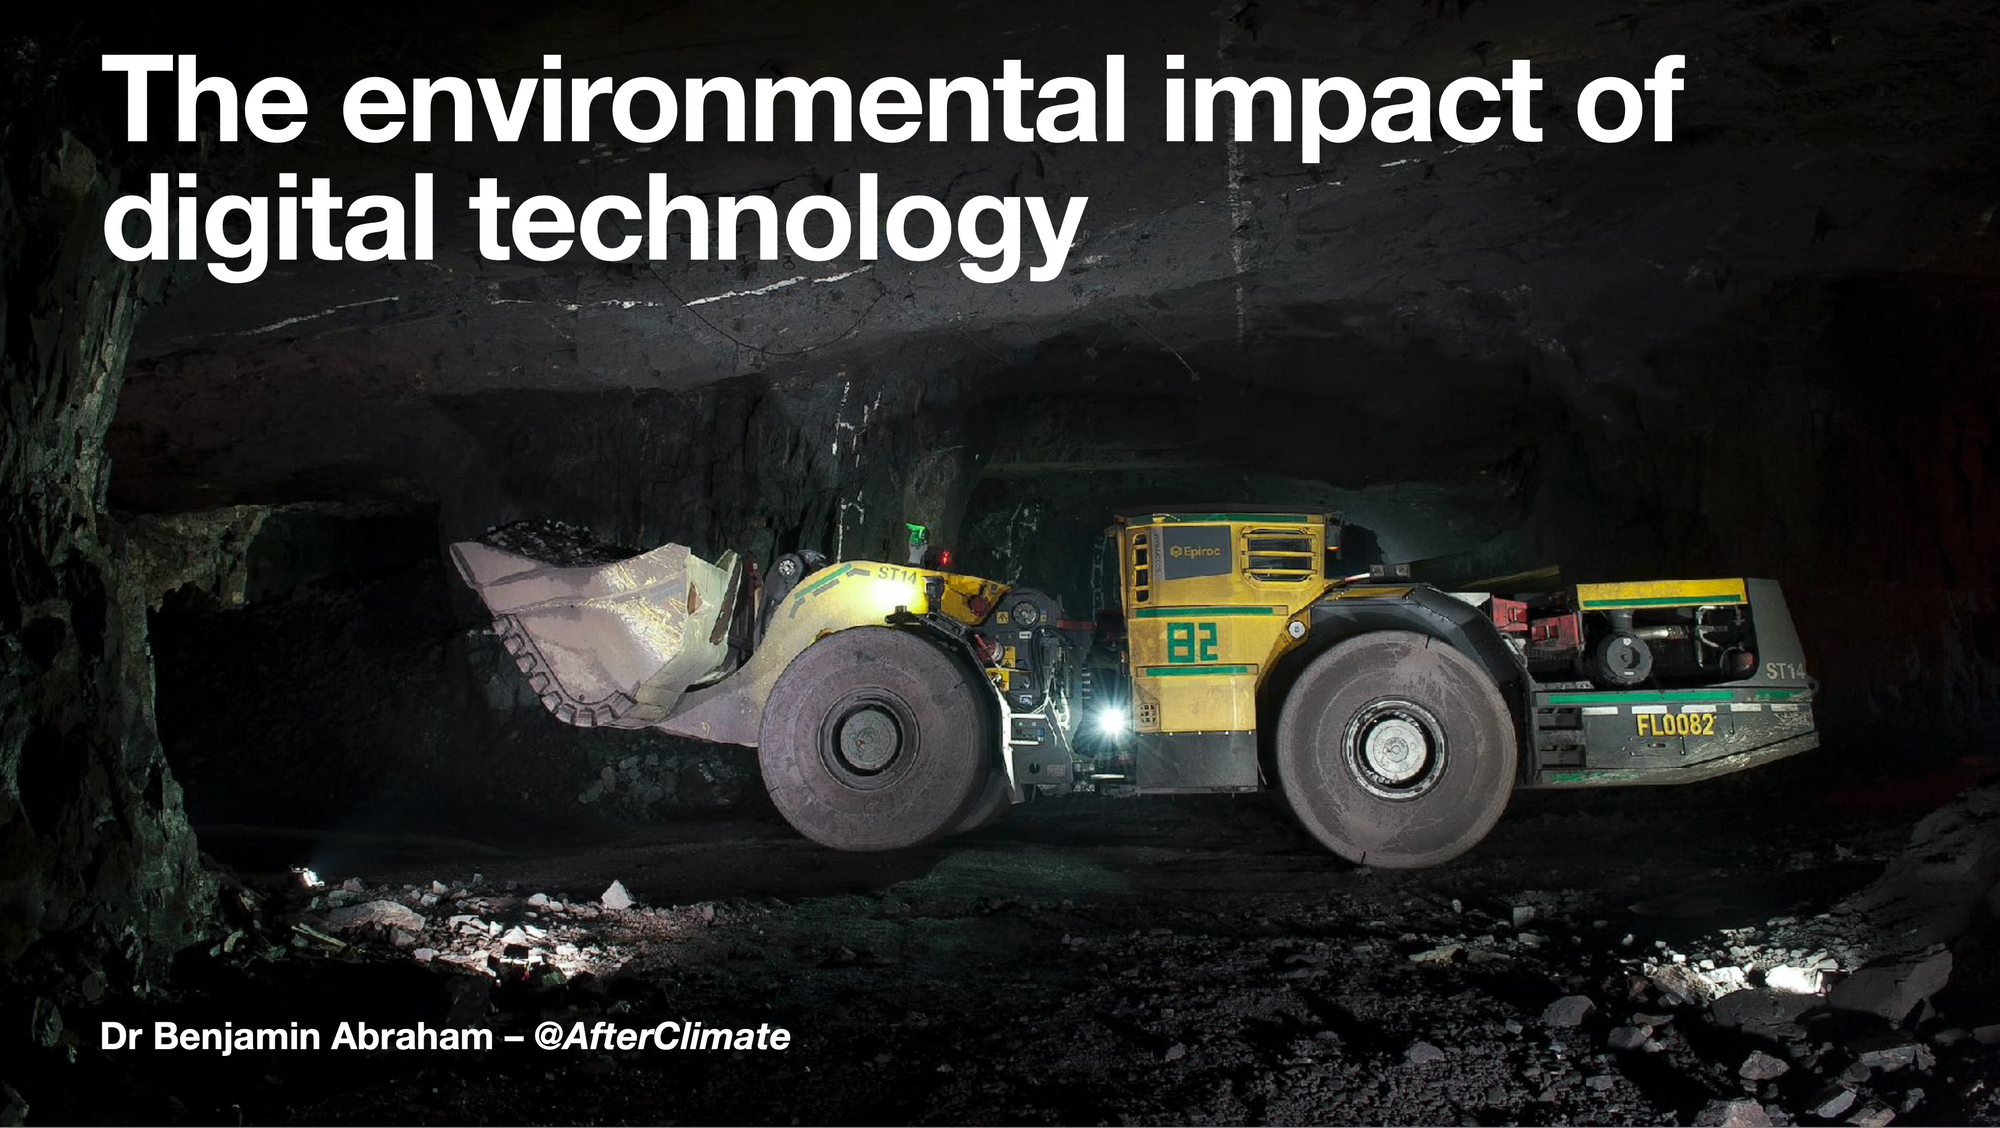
[4, 1, 1999, 1125]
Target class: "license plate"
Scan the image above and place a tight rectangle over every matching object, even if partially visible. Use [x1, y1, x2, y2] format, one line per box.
[1636, 712, 1715, 737]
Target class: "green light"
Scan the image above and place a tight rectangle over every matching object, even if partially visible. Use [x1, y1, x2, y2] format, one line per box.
[905, 522, 928, 546]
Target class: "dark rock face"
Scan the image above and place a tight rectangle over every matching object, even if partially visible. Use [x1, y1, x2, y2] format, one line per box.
[0, 131, 213, 983]
[6, 0, 2000, 988]
[146, 522, 761, 832]
[102, 0, 2000, 757]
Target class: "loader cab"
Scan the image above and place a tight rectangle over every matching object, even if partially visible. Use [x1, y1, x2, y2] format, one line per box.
[1101, 510, 1339, 792]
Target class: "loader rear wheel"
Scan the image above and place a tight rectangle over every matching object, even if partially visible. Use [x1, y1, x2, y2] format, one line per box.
[759, 627, 992, 851]
[1275, 631, 1516, 869]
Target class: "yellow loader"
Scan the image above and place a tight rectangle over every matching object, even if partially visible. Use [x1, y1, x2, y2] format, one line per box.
[453, 509, 1816, 867]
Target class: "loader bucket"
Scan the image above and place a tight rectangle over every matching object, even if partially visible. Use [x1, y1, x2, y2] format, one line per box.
[449, 539, 741, 729]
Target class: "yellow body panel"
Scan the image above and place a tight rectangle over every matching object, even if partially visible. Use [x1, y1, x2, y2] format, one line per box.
[1575, 578, 1747, 610]
[660, 560, 1009, 745]
[1115, 513, 1333, 734]
[762, 562, 1042, 720]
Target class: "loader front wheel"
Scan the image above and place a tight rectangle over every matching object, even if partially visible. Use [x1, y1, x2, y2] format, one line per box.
[1275, 631, 1516, 869]
[947, 771, 1014, 836]
[759, 627, 992, 851]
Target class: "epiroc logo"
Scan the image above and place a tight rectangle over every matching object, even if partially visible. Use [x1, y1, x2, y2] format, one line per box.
[1159, 527, 1232, 579]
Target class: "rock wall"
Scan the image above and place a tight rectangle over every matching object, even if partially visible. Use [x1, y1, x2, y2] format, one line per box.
[136, 273, 1998, 837]
[149, 546, 761, 833]
[0, 131, 213, 984]
[95, 0, 2000, 787]
[1554, 274, 2000, 745]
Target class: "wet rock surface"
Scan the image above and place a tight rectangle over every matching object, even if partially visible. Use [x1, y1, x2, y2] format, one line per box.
[11, 776, 1998, 1125]
[0, 121, 215, 986]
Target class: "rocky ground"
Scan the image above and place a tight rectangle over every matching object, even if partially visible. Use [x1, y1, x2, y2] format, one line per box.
[9, 759, 1999, 1126]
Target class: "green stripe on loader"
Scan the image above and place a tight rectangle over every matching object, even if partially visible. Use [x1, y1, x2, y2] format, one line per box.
[1544, 688, 1810, 705]
[1132, 606, 1280, 619]
[1141, 665, 1254, 677]
[800, 563, 853, 597]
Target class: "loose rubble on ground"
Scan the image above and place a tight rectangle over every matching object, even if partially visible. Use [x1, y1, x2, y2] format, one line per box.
[16, 779, 2000, 1124]
[291, 872, 722, 992]
[477, 519, 638, 568]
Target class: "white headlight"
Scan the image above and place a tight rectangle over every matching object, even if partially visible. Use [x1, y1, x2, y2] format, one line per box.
[872, 579, 924, 615]
[1094, 707, 1129, 737]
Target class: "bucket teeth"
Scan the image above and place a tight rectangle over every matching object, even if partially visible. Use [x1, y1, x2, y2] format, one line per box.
[452, 538, 737, 731]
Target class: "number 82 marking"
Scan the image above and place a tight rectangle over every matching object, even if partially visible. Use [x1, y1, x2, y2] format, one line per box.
[1166, 621, 1219, 664]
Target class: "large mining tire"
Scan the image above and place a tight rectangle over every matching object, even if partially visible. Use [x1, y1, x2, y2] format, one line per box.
[1274, 630, 1517, 869]
[759, 627, 991, 851]
[948, 771, 1013, 836]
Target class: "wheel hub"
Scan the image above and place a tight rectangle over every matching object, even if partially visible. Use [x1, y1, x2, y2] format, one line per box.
[1342, 698, 1448, 801]
[1362, 716, 1427, 783]
[835, 706, 902, 773]
[817, 689, 922, 792]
